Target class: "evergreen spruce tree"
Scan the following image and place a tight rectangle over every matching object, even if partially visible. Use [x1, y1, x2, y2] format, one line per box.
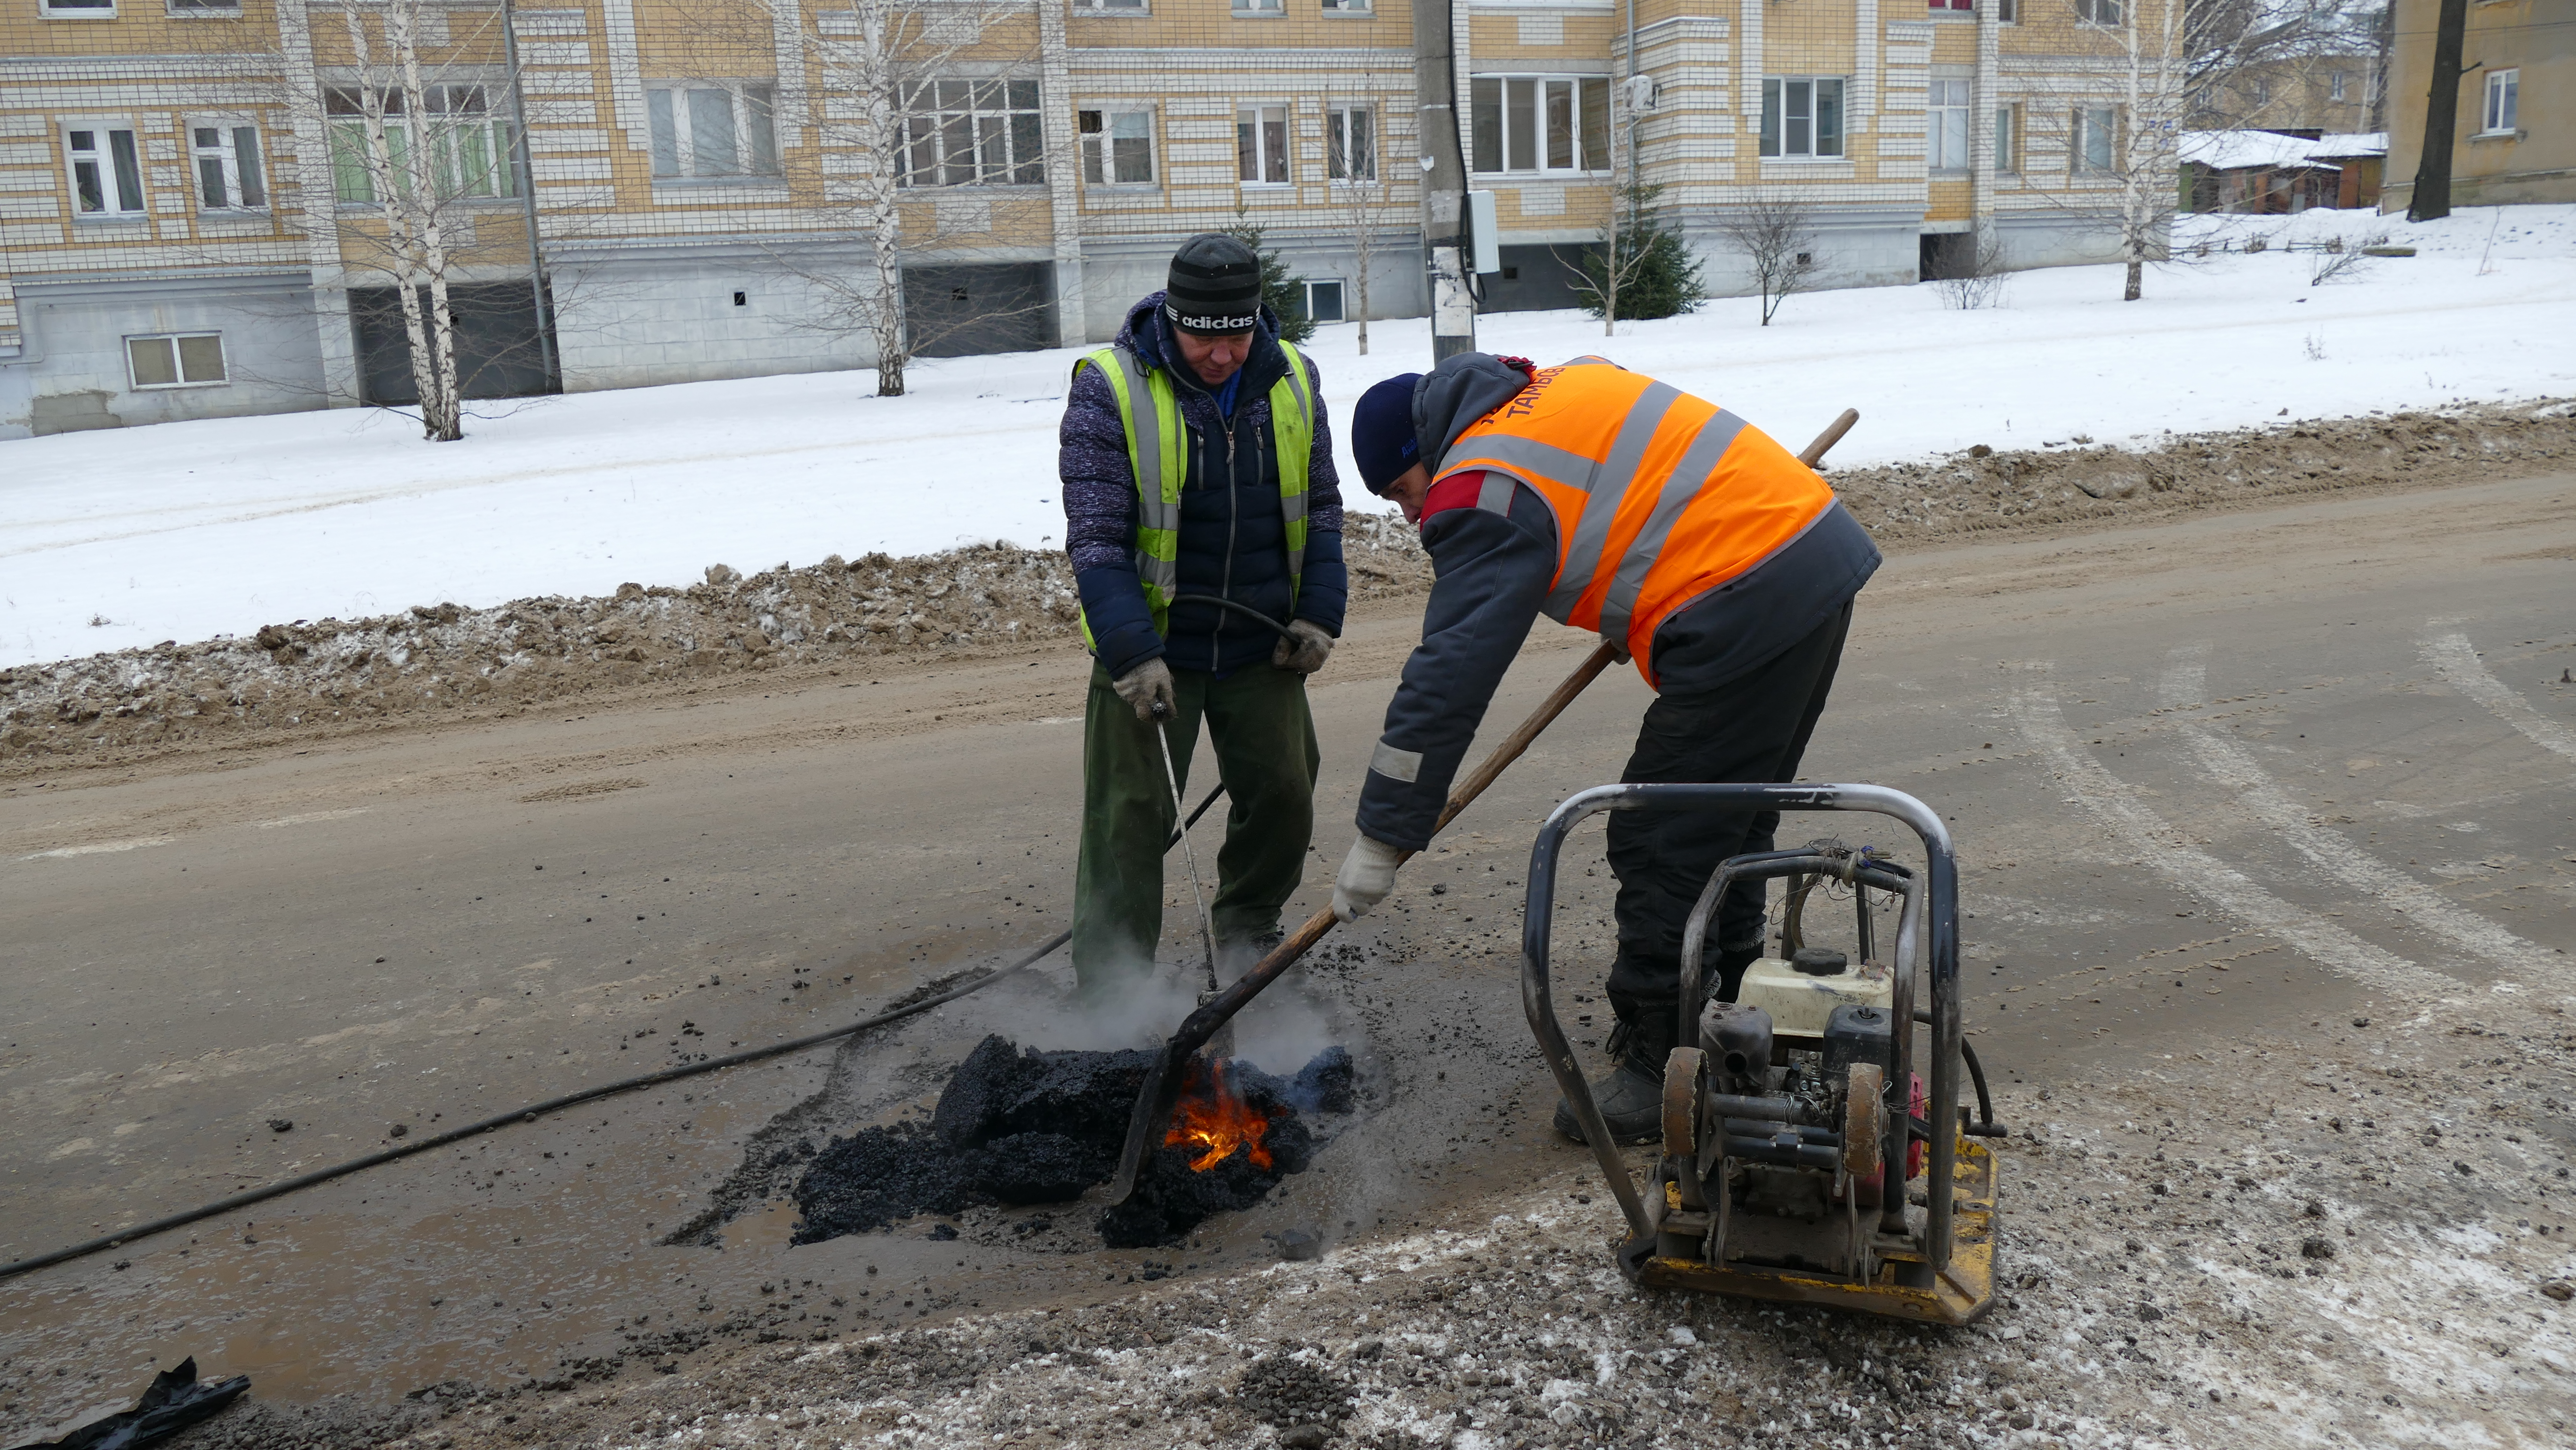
[1224, 211, 1316, 343]
[1579, 184, 1707, 322]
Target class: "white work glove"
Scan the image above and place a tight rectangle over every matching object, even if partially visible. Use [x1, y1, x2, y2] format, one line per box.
[1331, 835, 1407, 922]
[1111, 657, 1176, 722]
[1271, 619, 1335, 675]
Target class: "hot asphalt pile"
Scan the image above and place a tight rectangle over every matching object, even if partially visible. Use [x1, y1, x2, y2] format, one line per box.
[168, 985, 2560, 1450]
[789, 1035, 1356, 1251]
[9, 399, 2573, 770]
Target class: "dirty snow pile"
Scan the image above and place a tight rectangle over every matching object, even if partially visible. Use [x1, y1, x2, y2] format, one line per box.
[5, 205, 2572, 670]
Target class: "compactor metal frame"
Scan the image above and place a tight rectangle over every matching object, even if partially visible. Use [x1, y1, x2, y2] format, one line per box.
[1520, 782, 2000, 1326]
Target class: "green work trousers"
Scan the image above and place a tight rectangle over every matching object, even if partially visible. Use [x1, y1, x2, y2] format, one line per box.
[1072, 658, 1320, 999]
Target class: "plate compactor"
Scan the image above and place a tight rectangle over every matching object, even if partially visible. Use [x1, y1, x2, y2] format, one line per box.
[1523, 782, 2008, 1325]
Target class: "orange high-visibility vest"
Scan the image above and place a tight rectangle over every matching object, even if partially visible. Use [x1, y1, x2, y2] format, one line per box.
[1433, 356, 1837, 684]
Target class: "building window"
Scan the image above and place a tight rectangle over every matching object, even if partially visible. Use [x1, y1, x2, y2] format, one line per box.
[1232, 0, 1282, 12]
[2482, 69, 2518, 134]
[67, 127, 146, 215]
[1238, 104, 1289, 185]
[1996, 104, 2019, 173]
[127, 333, 227, 389]
[2250, 78, 2271, 106]
[326, 86, 519, 202]
[2328, 71, 2348, 103]
[1761, 78, 1845, 160]
[1071, 0, 1146, 8]
[191, 124, 266, 210]
[1079, 107, 1154, 185]
[1470, 76, 1610, 174]
[1327, 105, 1375, 181]
[1990, 0, 2016, 19]
[1302, 279, 1345, 323]
[2074, 105, 2117, 173]
[169, 0, 242, 12]
[1928, 0, 1971, 11]
[40, 0, 116, 15]
[902, 79, 1043, 187]
[648, 84, 779, 179]
[1319, 0, 1370, 10]
[1927, 80, 1970, 170]
[2076, 0, 2120, 22]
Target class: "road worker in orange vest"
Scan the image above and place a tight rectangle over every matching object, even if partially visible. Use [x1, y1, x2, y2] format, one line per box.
[1330, 352, 1882, 1144]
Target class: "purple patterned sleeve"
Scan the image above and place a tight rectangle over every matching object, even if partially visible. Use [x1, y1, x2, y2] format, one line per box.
[1059, 362, 1140, 574]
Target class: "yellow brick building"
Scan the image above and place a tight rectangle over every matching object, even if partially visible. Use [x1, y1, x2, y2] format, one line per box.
[3, 0, 2149, 435]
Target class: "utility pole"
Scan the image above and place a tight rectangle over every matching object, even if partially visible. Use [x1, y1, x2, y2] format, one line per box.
[1413, 0, 1473, 361]
[497, 0, 559, 389]
[2407, 0, 2468, 222]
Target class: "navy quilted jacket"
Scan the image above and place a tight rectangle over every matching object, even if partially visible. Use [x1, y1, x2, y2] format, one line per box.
[1058, 292, 1346, 678]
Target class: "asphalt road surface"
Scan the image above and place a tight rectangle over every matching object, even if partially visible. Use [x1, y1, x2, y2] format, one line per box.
[3, 471, 2571, 1433]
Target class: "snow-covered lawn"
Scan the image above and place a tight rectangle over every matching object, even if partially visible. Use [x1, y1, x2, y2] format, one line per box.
[4, 205, 2571, 669]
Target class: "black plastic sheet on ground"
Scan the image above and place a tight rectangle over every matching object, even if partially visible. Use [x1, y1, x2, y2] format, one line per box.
[8, 1358, 248, 1450]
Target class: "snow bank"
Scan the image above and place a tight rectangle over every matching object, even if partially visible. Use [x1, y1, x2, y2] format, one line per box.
[3, 204, 2570, 669]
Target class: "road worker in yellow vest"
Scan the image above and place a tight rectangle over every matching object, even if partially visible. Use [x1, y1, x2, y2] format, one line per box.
[1056, 234, 1347, 1005]
[1331, 352, 1881, 1143]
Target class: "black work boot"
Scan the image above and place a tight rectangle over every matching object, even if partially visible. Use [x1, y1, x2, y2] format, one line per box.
[1552, 997, 1683, 1145]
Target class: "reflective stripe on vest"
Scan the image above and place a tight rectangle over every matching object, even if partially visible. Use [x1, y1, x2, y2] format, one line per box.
[1073, 341, 1313, 647]
[1433, 356, 1834, 683]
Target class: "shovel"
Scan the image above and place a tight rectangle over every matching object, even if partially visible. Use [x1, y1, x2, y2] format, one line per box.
[1103, 407, 1861, 1204]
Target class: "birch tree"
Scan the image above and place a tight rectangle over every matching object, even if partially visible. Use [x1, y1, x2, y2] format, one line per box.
[335, 1, 467, 438]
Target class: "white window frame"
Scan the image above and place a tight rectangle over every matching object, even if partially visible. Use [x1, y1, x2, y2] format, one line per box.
[2480, 69, 2519, 135]
[900, 78, 1046, 188]
[1990, 0, 2016, 19]
[1232, 0, 1283, 13]
[1302, 279, 1345, 323]
[168, 0, 242, 13]
[1761, 77, 1846, 161]
[2074, 105, 2118, 175]
[1070, 0, 1148, 12]
[1470, 74, 1612, 176]
[1927, 0, 1972, 15]
[1238, 103, 1289, 186]
[1995, 103, 2019, 175]
[40, 0, 117, 16]
[2328, 71, 2348, 103]
[64, 125, 147, 218]
[1319, 0, 1371, 11]
[326, 83, 521, 204]
[125, 332, 228, 390]
[189, 121, 268, 211]
[2076, 0, 2121, 24]
[1926, 79, 1971, 171]
[647, 82, 780, 181]
[1079, 105, 1156, 186]
[1326, 104, 1376, 182]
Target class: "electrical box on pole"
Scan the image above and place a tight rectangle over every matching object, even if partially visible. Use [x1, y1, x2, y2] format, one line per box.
[1468, 190, 1499, 275]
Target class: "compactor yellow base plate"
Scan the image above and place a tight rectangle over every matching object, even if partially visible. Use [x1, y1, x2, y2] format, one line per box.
[1635, 1137, 1999, 1326]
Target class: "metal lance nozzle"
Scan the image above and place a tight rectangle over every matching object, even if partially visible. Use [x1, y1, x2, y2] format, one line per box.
[1151, 702, 1222, 1005]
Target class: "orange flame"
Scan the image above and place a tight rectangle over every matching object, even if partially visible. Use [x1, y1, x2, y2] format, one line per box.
[1164, 1059, 1275, 1173]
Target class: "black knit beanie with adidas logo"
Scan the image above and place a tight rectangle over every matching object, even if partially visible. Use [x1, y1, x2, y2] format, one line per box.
[1164, 233, 1264, 336]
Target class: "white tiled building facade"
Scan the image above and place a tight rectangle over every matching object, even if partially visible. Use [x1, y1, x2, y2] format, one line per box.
[2, 0, 2144, 437]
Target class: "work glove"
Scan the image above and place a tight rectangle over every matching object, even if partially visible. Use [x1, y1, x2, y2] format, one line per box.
[1331, 835, 1408, 922]
[1271, 619, 1335, 675]
[1111, 657, 1176, 722]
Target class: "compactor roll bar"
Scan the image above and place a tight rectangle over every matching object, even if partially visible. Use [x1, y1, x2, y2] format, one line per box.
[1520, 783, 1966, 1265]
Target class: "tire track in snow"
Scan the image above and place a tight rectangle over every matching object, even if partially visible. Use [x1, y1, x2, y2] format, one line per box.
[2161, 643, 2561, 981]
[2422, 629, 2576, 770]
[2006, 681, 2461, 1001]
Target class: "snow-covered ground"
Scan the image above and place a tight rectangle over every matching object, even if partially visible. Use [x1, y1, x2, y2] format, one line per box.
[4, 204, 2570, 669]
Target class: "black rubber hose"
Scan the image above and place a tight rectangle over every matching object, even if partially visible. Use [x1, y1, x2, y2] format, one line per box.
[1910, 1008, 2004, 1137]
[1166, 593, 1297, 642]
[0, 782, 1232, 1283]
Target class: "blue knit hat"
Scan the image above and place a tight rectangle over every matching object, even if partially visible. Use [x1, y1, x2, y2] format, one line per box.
[1352, 374, 1424, 495]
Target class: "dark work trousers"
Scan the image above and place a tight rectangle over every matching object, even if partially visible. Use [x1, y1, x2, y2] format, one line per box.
[1603, 602, 1853, 1012]
[1072, 659, 1320, 1001]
